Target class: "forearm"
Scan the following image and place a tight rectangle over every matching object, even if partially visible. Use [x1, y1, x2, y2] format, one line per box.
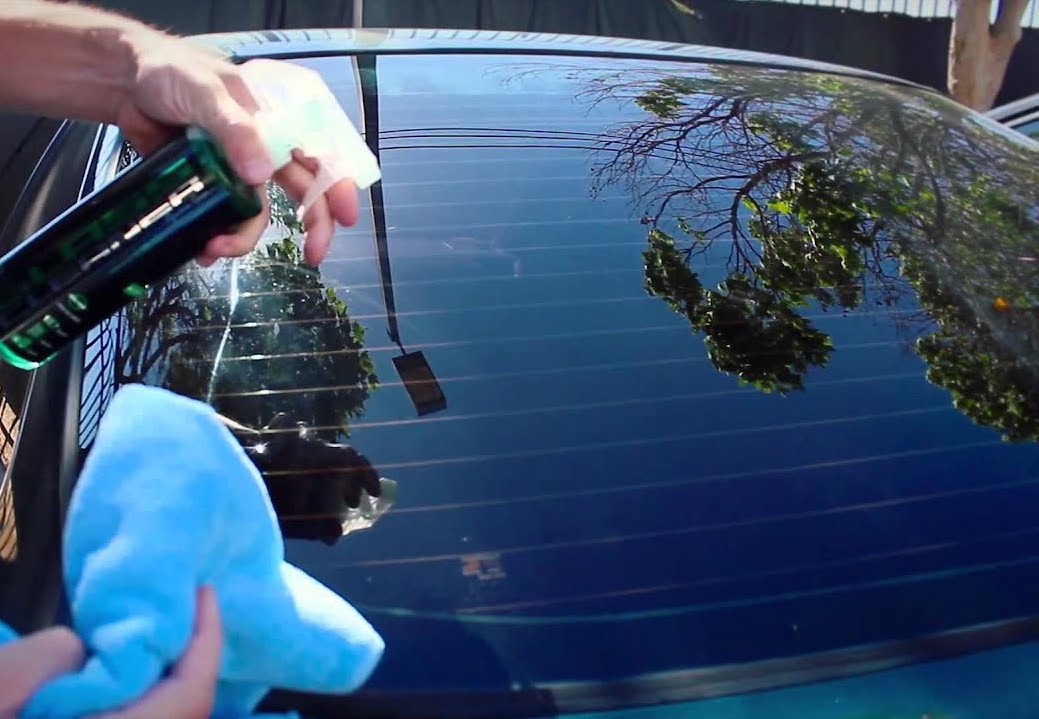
[0, 1, 162, 124]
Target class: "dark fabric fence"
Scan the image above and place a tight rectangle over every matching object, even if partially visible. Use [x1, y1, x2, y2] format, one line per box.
[68, 0, 1039, 106]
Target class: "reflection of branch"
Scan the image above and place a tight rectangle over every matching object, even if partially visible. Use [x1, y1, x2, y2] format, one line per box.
[118, 281, 196, 384]
[623, 105, 720, 155]
[594, 98, 745, 189]
[653, 149, 824, 273]
[649, 174, 748, 224]
[890, 107, 947, 244]
[123, 334, 186, 385]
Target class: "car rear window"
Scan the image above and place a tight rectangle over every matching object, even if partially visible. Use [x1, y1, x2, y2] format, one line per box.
[79, 52, 1039, 711]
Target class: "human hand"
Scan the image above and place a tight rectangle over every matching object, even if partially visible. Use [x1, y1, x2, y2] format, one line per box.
[0, 626, 84, 718]
[0, 586, 222, 719]
[112, 32, 359, 267]
[90, 585, 222, 719]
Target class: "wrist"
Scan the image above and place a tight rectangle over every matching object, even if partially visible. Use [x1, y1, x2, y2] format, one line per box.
[90, 26, 140, 126]
[103, 24, 167, 124]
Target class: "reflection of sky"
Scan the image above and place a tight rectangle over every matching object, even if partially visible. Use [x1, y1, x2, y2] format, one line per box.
[141, 54, 1039, 707]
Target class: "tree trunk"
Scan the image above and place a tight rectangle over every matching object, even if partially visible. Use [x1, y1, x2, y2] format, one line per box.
[948, 0, 1028, 111]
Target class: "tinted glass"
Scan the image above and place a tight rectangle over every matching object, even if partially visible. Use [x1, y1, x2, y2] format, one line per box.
[81, 53, 1039, 713]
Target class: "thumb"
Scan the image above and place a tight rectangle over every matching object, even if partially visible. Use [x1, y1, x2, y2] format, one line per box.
[195, 87, 274, 187]
[87, 586, 222, 719]
[0, 627, 85, 716]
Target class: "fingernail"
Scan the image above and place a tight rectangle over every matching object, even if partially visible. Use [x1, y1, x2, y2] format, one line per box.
[240, 157, 274, 185]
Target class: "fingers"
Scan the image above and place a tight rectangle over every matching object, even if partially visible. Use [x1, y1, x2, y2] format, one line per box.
[89, 586, 222, 719]
[0, 627, 85, 717]
[292, 151, 360, 229]
[275, 161, 335, 266]
[200, 156, 357, 266]
[130, 49, 273, 187]
[194, 82, 273, 186]
[199, 189, 270, 264]
[169, 586, 222, 688]
[321, 177, 361, 244]
[123, 51, 363, 265]
[216, 66, 261, 116]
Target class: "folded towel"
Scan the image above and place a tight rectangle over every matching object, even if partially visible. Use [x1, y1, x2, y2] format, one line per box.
[0, 384, 384, 718]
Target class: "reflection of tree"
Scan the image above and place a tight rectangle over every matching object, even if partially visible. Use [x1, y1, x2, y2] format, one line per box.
[913, 280, 1039, 444]
[643, 227, 833, 394]
[590, 71, 894, 393]
[118, 278, 204, 385]
[118, 183, 378, 438]
[582, 65, 1039, 438]
[894, 176, 1039, 443]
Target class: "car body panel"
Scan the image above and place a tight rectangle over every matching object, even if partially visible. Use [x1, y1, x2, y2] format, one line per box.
[190, 27, 920, 89]
[5, 36, 1039, 719]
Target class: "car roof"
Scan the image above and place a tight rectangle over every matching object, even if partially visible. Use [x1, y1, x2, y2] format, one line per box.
[191, 27, 923, 90]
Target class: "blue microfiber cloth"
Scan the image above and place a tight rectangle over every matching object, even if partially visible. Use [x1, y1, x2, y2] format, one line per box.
[0, 384, 384, 718]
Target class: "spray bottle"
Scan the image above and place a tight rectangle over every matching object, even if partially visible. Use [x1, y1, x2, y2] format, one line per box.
[0, 58, 380, 370]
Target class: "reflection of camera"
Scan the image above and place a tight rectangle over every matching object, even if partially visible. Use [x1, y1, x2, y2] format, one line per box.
[221, 412, 393, 546]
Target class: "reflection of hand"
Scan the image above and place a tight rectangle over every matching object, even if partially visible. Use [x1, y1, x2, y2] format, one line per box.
[0, 586, 222, 719]
[115, 33, 359, 267]
[246, 413, 383, 545]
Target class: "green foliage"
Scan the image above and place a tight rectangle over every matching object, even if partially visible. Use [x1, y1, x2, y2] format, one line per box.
[618, 66, 1039, 439]
[185, 235, 377, 435]
[699, 274, 833, 394]
[890, 190, 1039, 444]
[641, 153, 876, 393]
[746, 112, 806, 152]
[756, 159, 875, 310]
[918, 326, 1039, 443]
[634, 78, 700, 119]
[643, 228, 704, 320]
[122, 185, 378, 437]
[643, 230, 833, 394]
[623, 71, 900, 394]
